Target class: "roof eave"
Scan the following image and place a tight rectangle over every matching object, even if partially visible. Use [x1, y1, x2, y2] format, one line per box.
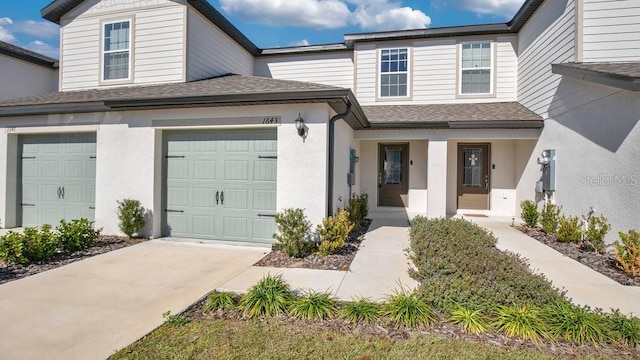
[552, 64, 640, 91]
[368, 120, 543, 129]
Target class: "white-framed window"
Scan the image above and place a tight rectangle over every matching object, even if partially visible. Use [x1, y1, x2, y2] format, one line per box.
[459, 42, 493, 95]
[102, 20, 131, 81]
[379, 48, 409, 98]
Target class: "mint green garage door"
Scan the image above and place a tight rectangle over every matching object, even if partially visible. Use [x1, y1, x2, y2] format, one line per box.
[164, 129, 277, 243]
[19, 133, 97, 227]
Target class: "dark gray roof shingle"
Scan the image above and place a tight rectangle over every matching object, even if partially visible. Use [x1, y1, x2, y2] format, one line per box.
[0, 40, 58, 68]
[552, 62, 640, 91]
[363, 102, 543, 128]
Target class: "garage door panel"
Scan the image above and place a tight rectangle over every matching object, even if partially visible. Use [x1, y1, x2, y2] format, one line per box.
[64, 142, 86, 153]
[253, 190, 276, 211]
[225, 138, 250, 153]
[192, 188, 216, 208]
[39, 208, 59, 226]
[223, 217, 248, 239]
[192, 215, 216, 236]
[40, 185, 60, 202]
[167, 160, 189, 180]
[22, 185, 38, 202]
[167, 187, 189, 207]
[40, 160, 59, 177]
[63, 185, 83, 203]
[254, 161, 277, 182]
[86, 186, 96, 204]
[193, 160, 216, 179]
[224, 161, 249, 181]
[64, 209, 84, 221]
[223, 189, 248, 210]
[166, 213, 188, 235]
[64, 160, 83, 178]
[87, 160, 96, 178]
[253, 218, 276, 242]
[22, 160, 38, 177]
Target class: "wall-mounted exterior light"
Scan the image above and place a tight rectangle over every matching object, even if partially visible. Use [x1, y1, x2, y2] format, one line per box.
[295, 113, 306, 137]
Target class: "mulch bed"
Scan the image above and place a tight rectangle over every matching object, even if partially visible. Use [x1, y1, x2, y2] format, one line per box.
[0, 235, 146, 285]
[521, 226, 640, 287]
[254, 218, 372, 271]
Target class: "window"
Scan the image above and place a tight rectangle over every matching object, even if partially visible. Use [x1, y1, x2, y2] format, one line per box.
[380, 48, 408, 98]
[460, 42, 492, 95]
[102, 20, 131, 81]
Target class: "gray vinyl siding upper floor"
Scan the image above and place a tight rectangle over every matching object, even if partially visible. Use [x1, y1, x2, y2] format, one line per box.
[58, 0, 253, 91]
[582, 0, 640, 62]
[0, 54, 58, 100]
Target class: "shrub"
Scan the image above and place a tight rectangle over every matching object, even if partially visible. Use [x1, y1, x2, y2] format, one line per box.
[556, 215, 583, 243]
[540, 203, 561, 234]
[339, 298, 380, 325]
[382, 289, 436, 329]
[494, 304, 548, 343]
[348, 193, 368, 225]
[0, 231, 29, 264]
[117, 199, 146, 238]
[408, 217, 565, 313]
[162, 310, 190, 326]
[583, 214, 610, 253]
[447, 306, 489, 335]
[316, 209, 353, 257]
[520, 200, 539, 228]
[56, 218, 102, 253]
[22, 225, 59, 262]
[273, 208, 315, 258]
[606, 310, 640, 346]
[288, 291, 337, 321]
[543, 302, 604, 346]
[239, 274, 293, 318]
[204, 291, 236, 312]
[612, 230, 640, 277]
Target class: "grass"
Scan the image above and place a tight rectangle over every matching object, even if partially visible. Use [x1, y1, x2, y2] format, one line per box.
[382, 288, 436, 329]
[238, 274, 293, 318]
[494, 304, 548, 343]
[288, 291, 337, 321]
[447, 306, 489, 335]
[339, 297, 380, 325]
[111, 318, 578, 360]
[203, 291, 236, 312]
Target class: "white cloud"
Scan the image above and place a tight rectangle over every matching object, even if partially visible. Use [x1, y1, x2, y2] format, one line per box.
[0, 17, 17, 43]
[13, 20, 59, 39]
[451, 0, 525, 17]
[220, 0, 430, 31]
[220, 0, 352, 29]
[290, 39, 310, 46]
[24, 40, 60, 59]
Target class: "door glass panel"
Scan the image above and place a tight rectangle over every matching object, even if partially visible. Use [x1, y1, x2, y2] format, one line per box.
[384, 147, 403, 185]
[463, 148, 483, 188]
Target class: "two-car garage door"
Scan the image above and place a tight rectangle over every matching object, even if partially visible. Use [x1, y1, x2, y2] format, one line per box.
[164, 129, 277, 244]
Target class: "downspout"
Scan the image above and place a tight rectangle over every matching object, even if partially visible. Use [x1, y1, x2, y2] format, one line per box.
[327, 100, 353, 217]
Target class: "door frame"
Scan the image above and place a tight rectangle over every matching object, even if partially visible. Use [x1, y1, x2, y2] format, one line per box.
[456, 143, 491, 209]
[377, 142, 410, 207]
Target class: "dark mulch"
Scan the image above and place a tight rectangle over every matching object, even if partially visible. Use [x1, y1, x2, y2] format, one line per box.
[181, 294, 638, 359]
[254, 218, 372, 271]
[522, 226, 640, 287]
[0, 235, 147, 285]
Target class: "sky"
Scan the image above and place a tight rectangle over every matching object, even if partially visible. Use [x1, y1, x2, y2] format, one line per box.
[0, 0, 526, 59]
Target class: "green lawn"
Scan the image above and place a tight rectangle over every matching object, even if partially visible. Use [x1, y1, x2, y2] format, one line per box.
[111, 318, 623, 360]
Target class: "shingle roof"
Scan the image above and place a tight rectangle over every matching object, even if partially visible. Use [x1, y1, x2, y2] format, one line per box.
[363, 102, 543, 129]
[0, 40, 58, 68]
[552, 62, 640, 91]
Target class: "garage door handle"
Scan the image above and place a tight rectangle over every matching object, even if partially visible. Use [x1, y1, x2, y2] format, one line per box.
[165, 209, 184, 213]
[215, 191, 219, 205]
[57, 187, 62, 199]
[221, 191, 224, 205]
[61, 186, 65, 199]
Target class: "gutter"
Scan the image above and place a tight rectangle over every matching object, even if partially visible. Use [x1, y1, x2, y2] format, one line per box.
[327, 100, 352, 217]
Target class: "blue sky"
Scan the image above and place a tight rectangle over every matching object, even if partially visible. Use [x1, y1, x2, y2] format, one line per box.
[0, 0, 525, 59]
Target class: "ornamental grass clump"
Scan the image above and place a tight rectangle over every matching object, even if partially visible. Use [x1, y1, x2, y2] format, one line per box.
[447, 305, 489, 335]
[520, 200, 539, 228]
[606, 310, 640, 347]
[339, 297, 380, 325]
[239, 274, 294, 318]
[204, 291, 236, 312]
[494, 304, 548, 343]
[288, 291, 337, 321]
[612, 230, 640, 277]
[543, 302, 604, 346]
[382, 289, 436, 329]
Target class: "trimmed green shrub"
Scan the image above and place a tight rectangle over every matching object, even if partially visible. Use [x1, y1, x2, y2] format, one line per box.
[339, 297, 380, 325]
[204, 291, 236, 311]
[316, 209, 353, 257]
[22, 225, 59, 262]
[556, 215, 583, 243]
[408, 217, 565, 312]
[540, 203, 561, 234]
[273, 208, 315, 258]
[0, 231, 29, 264]
[348, 193, 368, 225]
[494, 304, 548, 343]
[239, 274, 293, 318]
[289, 291, 337, 321]
[117, 199, 146, 238]
[382, 289, 436, 329]
[612, 230, 640, 277]
[543, 302, 604, 346]
[583, 214, 610, 253]
[520, 200, 539, 228]
[56, 218, 102, 253]
[447, 305, 489, 335]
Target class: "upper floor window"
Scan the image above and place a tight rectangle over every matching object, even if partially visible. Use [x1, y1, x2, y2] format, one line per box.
[102, 20, 131, 81]
[460, 42, 493, 95]
[380, 48, 409, 98]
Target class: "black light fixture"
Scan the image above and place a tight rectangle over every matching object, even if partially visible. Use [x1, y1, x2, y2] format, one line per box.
[295, 113, 306, 136]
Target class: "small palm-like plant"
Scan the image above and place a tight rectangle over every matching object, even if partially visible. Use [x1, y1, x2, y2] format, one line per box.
[289, 291, 337, 321]
[239, 274, 293, 318]
[607, 310, 640, 346]
[543, 302, 604, 346]
[339, 297, 380, 325]
[494, 304, 547, 343]
[204, 291, 236, 312]
[383, 289, 436, 329]
[447, 305, 489, 334]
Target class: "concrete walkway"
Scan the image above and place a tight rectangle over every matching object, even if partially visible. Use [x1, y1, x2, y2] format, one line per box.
[220, 217, 418, 301]
[476, 219, 640, 316]
[0, 240, 267, 360]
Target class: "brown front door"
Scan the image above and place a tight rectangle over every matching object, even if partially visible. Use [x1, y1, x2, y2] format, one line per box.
[378, 143, 409, 207]
[457, 143, 490, 210]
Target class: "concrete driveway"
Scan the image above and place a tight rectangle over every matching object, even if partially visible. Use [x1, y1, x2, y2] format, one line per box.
[0, 240, 267, 360]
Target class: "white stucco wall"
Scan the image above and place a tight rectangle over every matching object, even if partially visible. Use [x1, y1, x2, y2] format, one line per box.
[333, 118, 355, 214]
[0, 55, 57, 100]
[0, 103, 335, 237]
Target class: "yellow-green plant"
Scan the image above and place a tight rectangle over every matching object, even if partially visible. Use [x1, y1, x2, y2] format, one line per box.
[273, 208, 315, 258]
[117, 199, 146, 238]
[556, 215, 582, 243]
[543, 302, 604, 346]
[316, 209, 353, 256]
[612, 230, 640, 277]
[339, 297, 380, 325]
[494, 304, 548, 343]
[239, 274, 293, 318]
[520, 200, 539, 228]
[288, 291, 337, 321]
[583, 214, 610, 253]
[447, 305, 489, 334]
[348, 193, 368, 225]
[204, 291, 236, 311]
[540, 203, 561, 234]
[383, 289, 436, 329]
